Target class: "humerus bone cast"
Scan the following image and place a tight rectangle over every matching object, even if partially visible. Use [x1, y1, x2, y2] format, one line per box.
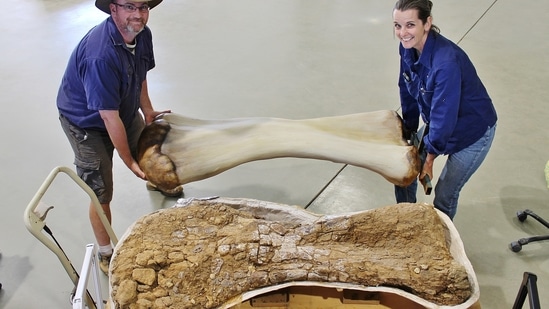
[137, 110, 420, 192]
[108, 198, 479, 309]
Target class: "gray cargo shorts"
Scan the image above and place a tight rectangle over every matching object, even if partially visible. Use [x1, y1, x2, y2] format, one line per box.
[59, 113, 145, 203]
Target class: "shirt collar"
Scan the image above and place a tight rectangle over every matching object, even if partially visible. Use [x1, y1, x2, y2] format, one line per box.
[106, 17, 126, 47]
[418, 30, 437, 69]
[402, 30, 437, 70]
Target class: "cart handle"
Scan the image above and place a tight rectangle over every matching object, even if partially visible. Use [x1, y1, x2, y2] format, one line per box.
[23, 166, 119, 281]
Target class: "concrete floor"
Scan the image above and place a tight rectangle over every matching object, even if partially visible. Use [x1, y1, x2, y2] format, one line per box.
[1, 0, 548, 308]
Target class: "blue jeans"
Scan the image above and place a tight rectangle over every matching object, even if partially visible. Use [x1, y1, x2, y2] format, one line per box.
[395, 124, 496, 219]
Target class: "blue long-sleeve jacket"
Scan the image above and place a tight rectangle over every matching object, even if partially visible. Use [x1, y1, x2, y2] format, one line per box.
[399, 31, 497, 155]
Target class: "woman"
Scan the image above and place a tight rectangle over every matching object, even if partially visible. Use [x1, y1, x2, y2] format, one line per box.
[393, 0, 497, 219]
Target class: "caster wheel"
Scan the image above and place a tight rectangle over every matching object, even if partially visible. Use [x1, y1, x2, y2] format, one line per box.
[516, 211, 528, 222]
[510, 241, 522, 252]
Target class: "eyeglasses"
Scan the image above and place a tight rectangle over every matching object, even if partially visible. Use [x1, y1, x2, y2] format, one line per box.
[112, 2, 150, 13]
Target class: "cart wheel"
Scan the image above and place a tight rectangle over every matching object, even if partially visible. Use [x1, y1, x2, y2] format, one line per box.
[516, 210, 528, 222]
[510, 241, 522, 252]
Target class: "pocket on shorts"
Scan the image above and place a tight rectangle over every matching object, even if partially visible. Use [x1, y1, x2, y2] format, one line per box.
[73, 138, 101, 171]
[74, 156, 100, 171]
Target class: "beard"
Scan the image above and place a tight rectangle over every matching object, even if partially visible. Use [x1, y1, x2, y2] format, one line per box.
[125, 19, 145, 35]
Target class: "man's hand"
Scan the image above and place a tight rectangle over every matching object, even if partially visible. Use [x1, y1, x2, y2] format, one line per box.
[143, 109, 171, 125]
[128, 160, 147, 180]
[139, 80, 172, 124]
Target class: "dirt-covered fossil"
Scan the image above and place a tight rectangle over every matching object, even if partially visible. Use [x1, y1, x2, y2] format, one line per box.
[108, 198, 478, 309]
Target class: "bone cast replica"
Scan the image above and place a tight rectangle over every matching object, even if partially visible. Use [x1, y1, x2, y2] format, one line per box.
[137, 110, 420, 194]
[108, 198, 479, 309]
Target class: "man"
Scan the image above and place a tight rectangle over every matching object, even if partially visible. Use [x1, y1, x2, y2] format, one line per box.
[57, 0, 182, 274]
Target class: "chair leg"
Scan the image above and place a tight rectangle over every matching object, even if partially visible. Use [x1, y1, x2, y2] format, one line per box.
[509, 209, 549, 252]
[517, 209, 549, 228]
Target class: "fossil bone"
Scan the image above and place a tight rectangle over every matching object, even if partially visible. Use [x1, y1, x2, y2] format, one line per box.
[137, 110, 420, 192]
[108, 198, 479, 309]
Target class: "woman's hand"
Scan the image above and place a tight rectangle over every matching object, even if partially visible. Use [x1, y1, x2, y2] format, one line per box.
[420, 153, 436, 181]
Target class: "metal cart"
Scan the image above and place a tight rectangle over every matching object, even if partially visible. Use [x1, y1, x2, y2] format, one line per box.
[23, 166, 118, 309]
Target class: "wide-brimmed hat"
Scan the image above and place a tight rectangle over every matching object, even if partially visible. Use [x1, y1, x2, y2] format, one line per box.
[95, 0, 163, 14]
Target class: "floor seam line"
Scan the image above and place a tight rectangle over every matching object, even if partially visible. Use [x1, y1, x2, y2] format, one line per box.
[457, 0, 499, 45]
[305, 164, 348, 209]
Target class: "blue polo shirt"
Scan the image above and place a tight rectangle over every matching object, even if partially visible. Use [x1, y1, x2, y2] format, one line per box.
[57, 17, 155, 130]
[398, 31, 497, 155]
